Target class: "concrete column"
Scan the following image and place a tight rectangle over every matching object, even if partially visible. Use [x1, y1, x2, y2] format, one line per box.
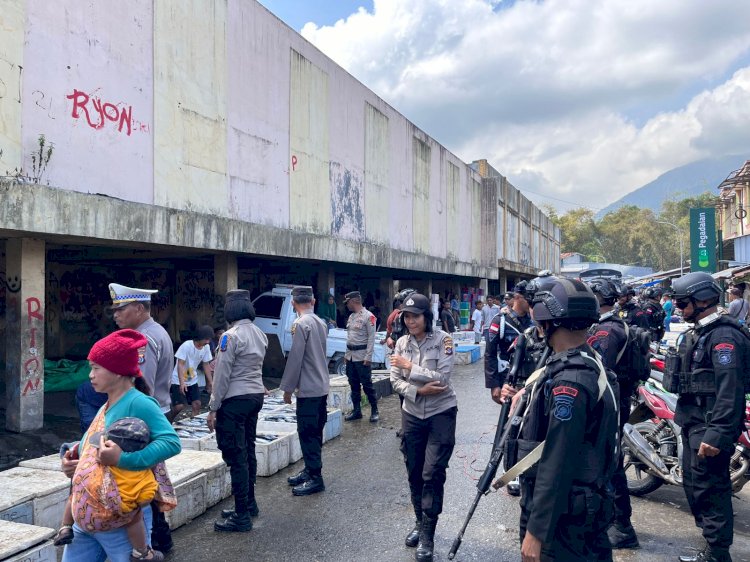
[480, 278, 489, 300]
[5, 238, 45, 432]
[498, 273, 508, 292]
[214, 254, 238, 295]
[378, 276, 395, 325]
[316, 265, 335, 302]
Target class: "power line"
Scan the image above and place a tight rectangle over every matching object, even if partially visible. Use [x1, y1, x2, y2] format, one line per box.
[518, 186, 605, 212]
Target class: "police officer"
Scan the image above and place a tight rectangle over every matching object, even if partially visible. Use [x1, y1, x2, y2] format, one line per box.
[343, 291, 379, 422]
[390, 293, 457, 562]
[515, 278, 619, 561]
[586, 277, 640, 549]
[617, 284, 650, 330]
[208, 290, 268, 532]
[484, 281, 535, 405]
[109, 282, 175, 552]
[386, 288, 417, 349]
[667, 273, 749, 562]
[279, 287, 330, 496]
[641, 285, 667, 343]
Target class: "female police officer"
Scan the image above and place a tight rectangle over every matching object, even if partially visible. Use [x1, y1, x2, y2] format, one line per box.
[207, 290, 268, 532]
[390, 293, 457, 562]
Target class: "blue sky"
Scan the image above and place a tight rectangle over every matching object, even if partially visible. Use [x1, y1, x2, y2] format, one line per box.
[259, 0, 750, 211]
[258, 1, 373, 32]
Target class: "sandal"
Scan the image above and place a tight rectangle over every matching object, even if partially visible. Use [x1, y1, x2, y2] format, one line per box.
[53, 525, 74, 546]
[130, 547, 164, 561]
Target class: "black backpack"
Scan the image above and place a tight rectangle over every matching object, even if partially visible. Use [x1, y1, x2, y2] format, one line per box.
[616, 320, 652, 382]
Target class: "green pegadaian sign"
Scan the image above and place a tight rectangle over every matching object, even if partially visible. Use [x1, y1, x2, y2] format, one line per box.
[689, 207, 716, 272]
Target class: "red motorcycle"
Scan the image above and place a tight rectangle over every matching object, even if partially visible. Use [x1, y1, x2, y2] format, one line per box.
[622, 358, 750, 496]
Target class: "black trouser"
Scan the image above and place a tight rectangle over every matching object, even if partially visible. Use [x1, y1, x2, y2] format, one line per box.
[400, 407, 457, 518]
[296, 395, 327, 477]
[682, 426, 734, 552]
[611, 381, 634, 525]
[151, 411, 173, 550]
[520, 477, 613, 561]
[215, 393, 264, 514]
[346, 360, 377, 411]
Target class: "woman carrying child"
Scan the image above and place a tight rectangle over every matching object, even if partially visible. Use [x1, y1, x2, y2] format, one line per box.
[60, 329, 181, 562]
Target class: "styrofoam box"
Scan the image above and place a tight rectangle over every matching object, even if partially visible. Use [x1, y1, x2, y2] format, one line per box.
[455, 344, 481, 365]
[328, 382, 353, 413]
[0, 468, 70, 530]
[255, 432, 291, 477]
[0, 520, 56, 562]
[451, 331, 476, 343]
[165, 473, 207, 530]
[323, 409, 342, 443]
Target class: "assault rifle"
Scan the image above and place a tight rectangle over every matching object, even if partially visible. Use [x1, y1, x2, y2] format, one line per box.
[448, 333, 531, 559]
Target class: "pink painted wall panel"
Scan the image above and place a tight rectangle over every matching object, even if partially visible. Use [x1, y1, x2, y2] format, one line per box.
[22, 0, 153, 204]
[227, 0, 290, 227]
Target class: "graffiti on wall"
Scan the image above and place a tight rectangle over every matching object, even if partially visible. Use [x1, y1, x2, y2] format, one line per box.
[330, 162, 364, 241]
[22, 296, 44, 396]
[66, 88, 149, 136]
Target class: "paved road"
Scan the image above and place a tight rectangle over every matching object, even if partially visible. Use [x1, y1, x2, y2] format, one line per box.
[169, 360, 750, 561]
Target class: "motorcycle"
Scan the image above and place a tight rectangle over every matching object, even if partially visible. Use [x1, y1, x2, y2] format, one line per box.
[622, 358, 750, 496]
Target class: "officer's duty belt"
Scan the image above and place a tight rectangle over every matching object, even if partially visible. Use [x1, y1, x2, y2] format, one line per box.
[347, 344, 368, 351]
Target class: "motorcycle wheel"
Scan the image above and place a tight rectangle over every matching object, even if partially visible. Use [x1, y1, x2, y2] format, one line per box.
[622, 420, 666, 496]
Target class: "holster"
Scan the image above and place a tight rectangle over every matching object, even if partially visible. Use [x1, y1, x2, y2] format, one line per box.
[662, 349, 682, 394]
[504, 438, 541, 477]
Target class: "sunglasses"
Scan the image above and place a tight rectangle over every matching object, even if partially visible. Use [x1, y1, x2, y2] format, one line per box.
[675, 299, 690, 309]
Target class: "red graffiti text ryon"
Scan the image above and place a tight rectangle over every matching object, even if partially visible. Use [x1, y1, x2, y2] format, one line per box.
[22, 297, 44, 396]
[67, 89, 135, 136]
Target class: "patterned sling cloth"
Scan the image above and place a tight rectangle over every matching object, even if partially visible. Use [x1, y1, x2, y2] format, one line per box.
[71, 406, 177, 532]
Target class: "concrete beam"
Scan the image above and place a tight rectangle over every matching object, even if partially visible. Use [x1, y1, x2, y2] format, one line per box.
[0, 181, 498, 280]
[214, 254, 238, 295]
[5, 238, 45, 432]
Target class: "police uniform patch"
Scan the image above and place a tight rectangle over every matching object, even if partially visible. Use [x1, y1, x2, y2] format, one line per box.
[553, 394, 575, 421]
[137, 346, 146, 365]
[586, 330, 609, 351]
[489, 322, 500, 334]
[443, 336, 453, 356]
[219, 333, 230, 352]
[714, 343, 734, 365]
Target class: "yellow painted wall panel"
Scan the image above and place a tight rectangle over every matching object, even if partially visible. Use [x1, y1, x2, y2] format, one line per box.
[0, 0, 24, 171]
[446, 162, 460, 258]
[364, 103, 389, 243]
[289, 50, 330, 235]
[154, 0, 228, 213]
[412, 137, 430, 253]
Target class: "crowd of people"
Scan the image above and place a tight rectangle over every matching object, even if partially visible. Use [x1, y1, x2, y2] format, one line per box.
[47, 270, 749, 562]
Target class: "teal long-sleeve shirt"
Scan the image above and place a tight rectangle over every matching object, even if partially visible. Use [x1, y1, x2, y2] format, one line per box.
[82, 387, 181, 471]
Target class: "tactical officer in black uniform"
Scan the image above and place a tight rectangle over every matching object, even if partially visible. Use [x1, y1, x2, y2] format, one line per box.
[618, 285, 650, 330]
[513, 278, 619, 561]
[641, 285, 667, 343]
[484, 281, 535, 404]
[586, 277, 640, 549]
[666, 273, 749, 562]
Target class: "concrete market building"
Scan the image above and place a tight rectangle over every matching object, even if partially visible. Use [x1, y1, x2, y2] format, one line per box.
[0, 0, 559, 431]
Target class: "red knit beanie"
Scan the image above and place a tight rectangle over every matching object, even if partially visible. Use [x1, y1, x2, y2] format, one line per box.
[87, 329, 147, 378]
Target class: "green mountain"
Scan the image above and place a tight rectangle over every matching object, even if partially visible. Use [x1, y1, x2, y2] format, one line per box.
[596, 154, 747, 219]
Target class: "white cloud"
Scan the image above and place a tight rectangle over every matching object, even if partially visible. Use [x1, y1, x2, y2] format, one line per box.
[301, 0, 750, 209]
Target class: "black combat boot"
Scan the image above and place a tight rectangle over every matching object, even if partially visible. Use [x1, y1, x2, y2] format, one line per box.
[220, 499, 259, 519]
[405, 517, 421, 548]
[679, 544, 732, 562]
[287, 469, 311, 486]
[292, 475, 325, 496]
[608, 521, 639, 549]
[214, 511, 252, 532]
[345, 407, 363, 421]
[370, 404, 380, 423]
[415, 515, 437, 561]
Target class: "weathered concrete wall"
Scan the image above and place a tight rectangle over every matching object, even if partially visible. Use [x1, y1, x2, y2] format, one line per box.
[1, 0, 504, 274]
[0, 0, 24, 174]
[0, 181, 497, 279]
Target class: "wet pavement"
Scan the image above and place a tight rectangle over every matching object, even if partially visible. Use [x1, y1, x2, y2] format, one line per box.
[169, 360, 750, 562]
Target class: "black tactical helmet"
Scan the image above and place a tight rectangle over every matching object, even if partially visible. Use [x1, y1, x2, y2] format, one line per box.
[642, 285, 664, 300]
[532, 278, 599, 323]
[586, 277, 619, 305]
[671, 272, 721, 302]
[512, 280, 530, 298]
[526, 273, 558, 303]
[395, 288, 416, 303]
